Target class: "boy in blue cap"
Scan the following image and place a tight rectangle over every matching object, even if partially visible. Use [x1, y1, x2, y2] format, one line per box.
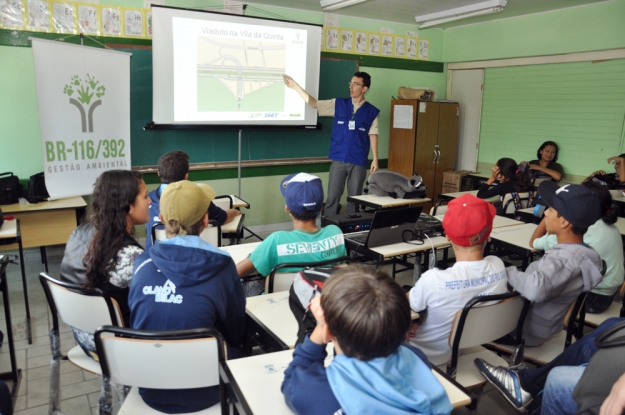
[236, 172, 346, 278]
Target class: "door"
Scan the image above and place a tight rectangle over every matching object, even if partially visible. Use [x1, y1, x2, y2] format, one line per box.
[449, 69, 484, 172]
[414, 101, 440, 201]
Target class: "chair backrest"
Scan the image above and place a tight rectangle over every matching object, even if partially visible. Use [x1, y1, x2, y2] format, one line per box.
[199, 220, 222, 247]
[563, 291, 588, 348]
[430, 202, 448, 216]
[502, 192, 531, 215]
[448, 292, 530, 375]
[39, 273, 122, 332]
[533, 177, 551, 188]
[95, 326, 225, 390]
[213, 195, 233, 211]
[154, 221, 222, 247]
[152, 222, 166, 245]
[266, 256, 350, 294]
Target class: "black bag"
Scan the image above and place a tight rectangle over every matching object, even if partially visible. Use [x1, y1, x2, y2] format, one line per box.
[0, 207, 3, 229]
[26, 172, 49, 203]
[289, 267, 340, 346]
[0, 172, 22, 205]
[572, 320, 625, 415]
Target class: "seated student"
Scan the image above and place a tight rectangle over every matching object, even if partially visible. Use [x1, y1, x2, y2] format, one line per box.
[477, 158, 533, 215]
[236, 172, 346, 279]
[60, 170, 149, 359]
[406, 194, 508, 366]
[584, 154, 625, 189]
[129, 180, 246, 414]
[531, 181, 624, 314]
[145, 150, 241, 249]
[506, 182, 603, 347]
[282, 264, 453, 415]
[476, 317, 625, 413]
[525, 140, 563, 182]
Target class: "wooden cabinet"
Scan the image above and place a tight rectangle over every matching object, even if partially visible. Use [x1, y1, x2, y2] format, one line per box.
[388, 100, 459, 204]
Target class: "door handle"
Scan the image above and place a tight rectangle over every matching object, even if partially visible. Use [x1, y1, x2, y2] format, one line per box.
[436, 149, 441, 164]
[433, 149, 437, 164]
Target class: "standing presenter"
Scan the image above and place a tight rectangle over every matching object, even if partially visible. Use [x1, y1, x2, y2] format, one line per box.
[284, 72, 380, 215]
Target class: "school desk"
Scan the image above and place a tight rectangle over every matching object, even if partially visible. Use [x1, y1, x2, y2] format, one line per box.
[487, 223, 542, 270]
[437, 189, 499, 203]
[345, 235, 451, 277]
[220, 348, 474, 415]
[231, 195, 250, 209]
[0, 219, 32, 343]
[0, 256, 22, 404]
[434, 214, 524, 229]
[219, 242, 260, 264]
[221, 213, 245, 244]
[347, 194, 431, 212]
[0, 196, 86, 271]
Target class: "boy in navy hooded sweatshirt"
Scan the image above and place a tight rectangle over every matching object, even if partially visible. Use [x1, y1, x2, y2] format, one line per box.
[130, 180, 246, 414]
[281, 264, 452, 415]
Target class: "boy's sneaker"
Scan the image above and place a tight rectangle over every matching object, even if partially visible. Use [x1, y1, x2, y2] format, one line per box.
[474, 358, 532, 412]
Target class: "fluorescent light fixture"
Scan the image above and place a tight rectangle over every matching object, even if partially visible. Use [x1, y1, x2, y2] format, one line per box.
[320, 0, 367, 12]
[415, 0, 506, 28]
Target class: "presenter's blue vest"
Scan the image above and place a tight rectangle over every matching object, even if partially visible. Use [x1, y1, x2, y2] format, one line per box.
[329, 98, 380, 168]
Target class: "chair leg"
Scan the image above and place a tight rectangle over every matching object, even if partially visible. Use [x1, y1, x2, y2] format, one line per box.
[48, 328, 63, 415]
[98, 378, 114, 415]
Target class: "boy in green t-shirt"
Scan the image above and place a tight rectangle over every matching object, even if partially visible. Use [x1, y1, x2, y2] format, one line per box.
[236, 172, 346, 278]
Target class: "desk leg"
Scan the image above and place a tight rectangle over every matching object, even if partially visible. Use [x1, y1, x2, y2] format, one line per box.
[0, 270, 23, 406]
[40, 247, 49, 273]
[18, 239, 32, 344]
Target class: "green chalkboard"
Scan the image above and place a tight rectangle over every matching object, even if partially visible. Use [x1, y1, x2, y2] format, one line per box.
[122, 48, 358, 167]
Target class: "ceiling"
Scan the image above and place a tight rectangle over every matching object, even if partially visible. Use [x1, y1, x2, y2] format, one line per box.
[240, 0, 612, 29]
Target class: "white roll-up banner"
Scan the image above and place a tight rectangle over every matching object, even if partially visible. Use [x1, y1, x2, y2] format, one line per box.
[31, 38, 132, 199]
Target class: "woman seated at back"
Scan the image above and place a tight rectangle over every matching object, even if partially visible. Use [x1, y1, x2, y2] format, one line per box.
[584, 155, 625, 189]
[477, 158, 533, 215]
[525, 140, 563, 182]
[59, 169, 150, 359]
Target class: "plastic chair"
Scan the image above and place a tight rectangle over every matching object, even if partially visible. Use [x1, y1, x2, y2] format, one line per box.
[153, 220, 222, 247]
[502, 192, 532, 216]
[265, 256, 350, 294]
[430, 201, 448, 216]
[213, 195, 233, 211]
[95, 326, 227, 415]
[446, 291, 530, 388]
[214, 195, 245, 244]
[39, 273, 123, 415]
[583, 280, 625, 328]
[488, 291, 588, 366]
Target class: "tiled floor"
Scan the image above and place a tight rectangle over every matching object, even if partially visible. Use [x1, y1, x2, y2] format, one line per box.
[0, 223, 521, 415]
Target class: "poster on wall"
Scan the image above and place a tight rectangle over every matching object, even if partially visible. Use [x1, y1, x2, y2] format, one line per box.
[31, 38, 132, 199]
[340, 29, 353, 52]
[52, 2, 76, 34]
[419, 38, 429, 60]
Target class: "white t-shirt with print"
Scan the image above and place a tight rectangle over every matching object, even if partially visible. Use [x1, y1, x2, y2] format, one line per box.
[408, 256, 508, 365]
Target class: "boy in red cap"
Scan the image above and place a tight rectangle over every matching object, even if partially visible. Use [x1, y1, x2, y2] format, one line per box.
[406, 193, 508, 365]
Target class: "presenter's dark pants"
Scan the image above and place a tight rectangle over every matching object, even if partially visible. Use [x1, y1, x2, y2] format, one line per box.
[325, 161, 366, 215]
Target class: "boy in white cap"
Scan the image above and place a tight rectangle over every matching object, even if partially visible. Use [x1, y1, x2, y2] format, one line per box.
[129, 180, 245, 414]
[236, 172, 347, 278]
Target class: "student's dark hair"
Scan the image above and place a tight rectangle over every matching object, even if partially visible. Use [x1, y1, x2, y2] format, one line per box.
[497, 158, 533, 192]
[158, 151, 189, 184]
[536, 141, 559, 162]
[321, 264, 410, 361]
[353, 71, 371, 89]
[619, 153, 625, 159]
[290, 209, 320, 222]
[556, 212, 589, 236]
[83, 170, 143, 290]
[583, 180, 618, 225]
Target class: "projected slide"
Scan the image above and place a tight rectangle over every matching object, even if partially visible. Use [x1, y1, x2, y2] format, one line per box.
[196, 37, 286, 112]
[171, 16, 310, 123]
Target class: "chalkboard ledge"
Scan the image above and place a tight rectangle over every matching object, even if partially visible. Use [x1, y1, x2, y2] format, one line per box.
[133, 157, 332, 174]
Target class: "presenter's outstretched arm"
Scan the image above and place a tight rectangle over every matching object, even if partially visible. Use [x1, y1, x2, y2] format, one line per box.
[283, 75, 318, 108]
[370, 134, 379, 173]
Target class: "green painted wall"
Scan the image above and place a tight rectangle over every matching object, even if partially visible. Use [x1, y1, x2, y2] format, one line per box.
[443, 0, 625, 62]
[0, 0, 447, 225]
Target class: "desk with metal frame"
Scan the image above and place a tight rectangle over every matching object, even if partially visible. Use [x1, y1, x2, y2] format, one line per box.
[437, 190, 499, 203]
[347, 194, 431, 212]
[220, 348, 475, 415]
[0, 220, 32, 343]
[487, 223, 542, 270]
[0, 196, 86, 272]
[345, 235, 451, 277]
[0, 255, 23, 405]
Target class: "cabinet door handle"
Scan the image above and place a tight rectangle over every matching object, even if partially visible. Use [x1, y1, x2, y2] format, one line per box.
[436, 149, 441, 164]
[433, 149, 437, 164]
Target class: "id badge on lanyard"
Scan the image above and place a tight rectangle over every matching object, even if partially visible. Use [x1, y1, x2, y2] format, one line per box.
[349, 110, 356, 130]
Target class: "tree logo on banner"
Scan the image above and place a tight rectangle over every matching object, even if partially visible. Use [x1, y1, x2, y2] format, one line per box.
[63, 74, 107, 133]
